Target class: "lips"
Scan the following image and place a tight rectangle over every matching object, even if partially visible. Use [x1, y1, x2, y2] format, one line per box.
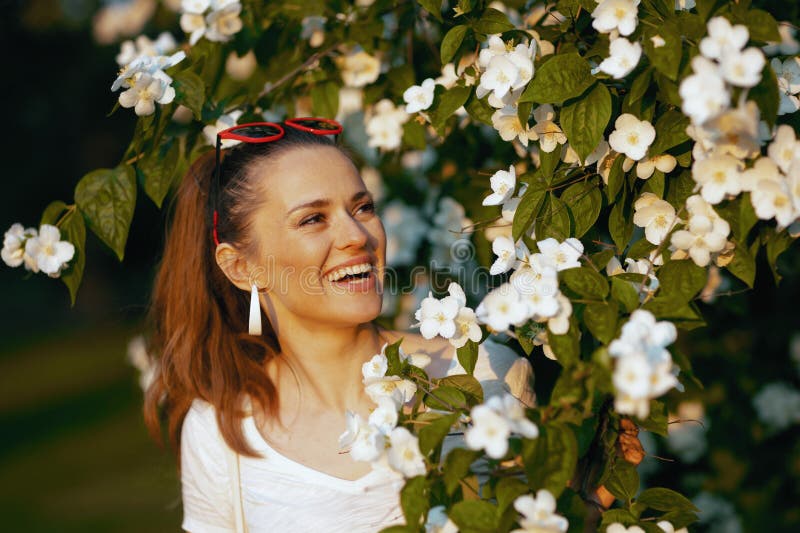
[322, 254, 376, 281]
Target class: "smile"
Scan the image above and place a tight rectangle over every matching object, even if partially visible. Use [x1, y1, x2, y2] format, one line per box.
[324, 262, 374, 282]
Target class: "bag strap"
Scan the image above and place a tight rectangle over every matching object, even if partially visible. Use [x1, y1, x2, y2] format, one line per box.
[225, 444, 247, 533]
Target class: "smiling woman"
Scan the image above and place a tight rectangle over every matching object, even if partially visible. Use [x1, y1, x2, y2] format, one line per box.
[142, 121, 534, 532]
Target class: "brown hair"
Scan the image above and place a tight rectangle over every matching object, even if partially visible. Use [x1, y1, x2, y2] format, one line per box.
[143, 127, 344, 457]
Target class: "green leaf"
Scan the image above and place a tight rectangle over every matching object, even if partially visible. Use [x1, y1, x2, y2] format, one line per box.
[400, 476, 429, 528]
[644, 24, 682, 81]
[611, 277, 640, 313]
[605, 154, 626, 203]
[649, 109, 690, 156]
[561, 82, 611, 163]
[584, 302, 619, 344]
[465, 93, 494, 125]
[513, 187, 546, 241]
[522, 422, 578, 499]
[539, 146, 561, 183]
[418, 412, 460, 456]
[627, 238, 656, 260]
[496, 478, 529, 514]
[520, 53, 595, 105]
[642, 296, 704, 325]
[561, 267, 609, 299]
[385, 338, 405, 375]
[430, 86, 472, 132]
[765, 227, 794, 284]
[403, 120, 427, 150]
[657, 259, 707, 302]
[439, 374, 484, 406]
[657, 510, 700, 529]
[637, 400, 668, 436]
[609, 199, 633, 251]
[548, 319, 581, 367]
[417, 0, 443, 22]
[172, 70, 205, 120]
[605, 460, 639, 502]
[637, 487, 700, 513]
[473, 8, 514, 35]
[457, 339, 478, 375]
[424, 385, 466, 411]
[561, 180, 603, 239]
[627, 68, 653, 107]
[535, 193, 571, 241]
[726, 238, 756, 287]
[750, 63, 780, 129]
[311, 81, 339, 120]
[443, 448, 480, 495]
[641, 170, 665, 197]
[441, 25, 469, 64]
[449, 500, 499, 532]
[40, 200, 69, 227]
[74, 165, 136, 261]
[599, 509, 637, 529]
[744, 9, 780, 42]
[137, 140, 181, 208]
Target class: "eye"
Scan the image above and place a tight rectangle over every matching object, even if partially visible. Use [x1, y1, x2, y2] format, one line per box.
[300, 213, 324, 226]
[357, 202, 375, 215]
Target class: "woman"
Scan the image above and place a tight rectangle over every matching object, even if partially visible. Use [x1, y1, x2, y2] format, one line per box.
[143, 119, 534, 532]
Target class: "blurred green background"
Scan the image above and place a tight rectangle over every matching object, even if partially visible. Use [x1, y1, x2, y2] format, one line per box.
[1, 1, 799, 532]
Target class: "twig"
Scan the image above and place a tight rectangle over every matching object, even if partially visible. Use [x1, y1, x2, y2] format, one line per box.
[258, 45, 338, 99]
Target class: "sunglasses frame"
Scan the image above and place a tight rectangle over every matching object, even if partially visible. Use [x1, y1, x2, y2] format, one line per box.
[212, 117, 343, 246]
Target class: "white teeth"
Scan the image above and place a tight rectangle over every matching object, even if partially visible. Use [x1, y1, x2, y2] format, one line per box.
[326, 262, 374, 282]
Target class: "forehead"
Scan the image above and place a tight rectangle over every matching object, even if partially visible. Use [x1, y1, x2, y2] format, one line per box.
[254, 146, 363, 210]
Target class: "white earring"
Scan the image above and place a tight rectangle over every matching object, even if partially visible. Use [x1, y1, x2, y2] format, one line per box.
[249, 283, 262, 336]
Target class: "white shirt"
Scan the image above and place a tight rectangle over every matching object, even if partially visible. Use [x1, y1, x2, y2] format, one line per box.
[180, 338, 534, 533]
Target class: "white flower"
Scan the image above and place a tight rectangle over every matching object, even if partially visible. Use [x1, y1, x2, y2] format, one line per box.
[425, 506, 458, 533]
[702, 100, 761, 160]
[366, 99, 409, 151]
[202, 110, 244, 147]
[751, 178, 795, 228]
[225, 50, 257, 81]
[387, 427, 426, 477]
[591, 0, 641, 37]
[127, 335, 156, 391]
[338, 410, 362, 451]
[350, 420, 385, 462]
[415, 291, 460, 339]
[513, 490, 569, 532]
[204, 2, 243, 42]
[369, 396, 400, 434]
[700, 17, 749, 60]
[450, 307, 483, 349]
[465, 403, 512, 458]
[692, 154, 743, 204]
[719, 47, 765, 88]
[753, 382, 800, 433]
[740, 156, 783, 192]
[403, 78, 436, 114]
[613, 354, 653, 398]
[116, 32, 177, 66]
[657, 521, 688, 533]
[635, 154, 677, 179]
[768, 124, 800, 173]
[772, 57, 800, 115]
[671, 213, 730, 267]
[436, 63, 460, 89]
[483, 165, 517, 206]
[607, 524, 645, 533]
[548, 293, 572, 335]
[365, 376, 418, 408]
[532, 105, 567, 153]
[763, 23, 800, 56]
[633, 192, 678, 245]
[679, 56, 730, 125]
[118, 73, 175, 116]
[23, 224, 75, 277]
[336, 50, 381, 88]
[2, 223, 36, 268]
[490, 235, 518, 275]
[300, 15, 326, 48]
[536, 237, 583, 271]
[599, 37, 642, 78]
[362, 353, 388, 382]
[475, 283, 529, 332]
[428, 197, 473, 266]
[609, 114, 655, 161]
[486, 393, 539, 439]
[92, 0, 157, 45]
[492, 106, 534, 146]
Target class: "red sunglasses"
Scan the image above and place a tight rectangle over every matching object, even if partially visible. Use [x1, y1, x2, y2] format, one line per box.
[212, 117, 343, 246]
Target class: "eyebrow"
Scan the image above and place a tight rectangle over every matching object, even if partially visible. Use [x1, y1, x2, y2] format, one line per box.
[287, 190, 373, 216]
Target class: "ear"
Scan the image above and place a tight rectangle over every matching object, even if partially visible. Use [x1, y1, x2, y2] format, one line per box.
[215, 242, 255, 292]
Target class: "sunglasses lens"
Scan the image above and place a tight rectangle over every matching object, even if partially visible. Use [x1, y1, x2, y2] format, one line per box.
[294, 119, 340, 132]
[232, 124, 282, 139]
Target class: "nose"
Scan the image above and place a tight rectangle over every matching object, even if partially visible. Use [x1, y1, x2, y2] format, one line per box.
[334, 211, 369, 250]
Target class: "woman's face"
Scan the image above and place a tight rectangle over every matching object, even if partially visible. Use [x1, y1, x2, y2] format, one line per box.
[248, 145, 386, 328]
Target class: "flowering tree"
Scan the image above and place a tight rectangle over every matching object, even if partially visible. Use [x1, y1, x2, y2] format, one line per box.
[4, 0, 800, 530]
